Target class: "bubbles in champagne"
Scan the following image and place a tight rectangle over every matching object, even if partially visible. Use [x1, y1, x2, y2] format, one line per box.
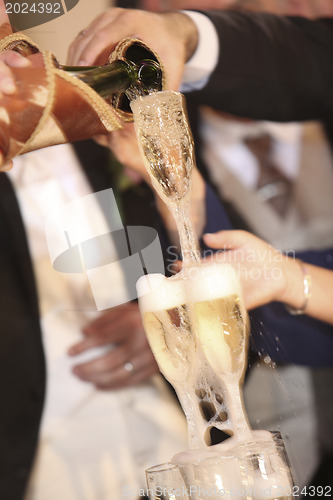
[187, 261, 242, 302]
[137, 273, 186, 313]
[131, 90, 201, 266]
[131, 91, 194, 202]
[186, 263, 248, 376]
[137, 273, 194, 386]
[143, 304, 193, 383]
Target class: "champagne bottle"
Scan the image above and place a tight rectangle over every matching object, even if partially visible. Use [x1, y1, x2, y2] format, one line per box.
[60, 59, 162, 99]
[12, 40, 162, 101]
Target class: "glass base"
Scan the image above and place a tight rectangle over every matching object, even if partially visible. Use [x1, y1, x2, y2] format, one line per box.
[145, 430, 294, 500]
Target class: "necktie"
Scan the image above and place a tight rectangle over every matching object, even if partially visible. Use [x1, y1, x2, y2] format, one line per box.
[244, 133, 293, 217]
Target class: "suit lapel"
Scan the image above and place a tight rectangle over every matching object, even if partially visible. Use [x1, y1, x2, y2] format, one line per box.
[0, 172, 39, 316]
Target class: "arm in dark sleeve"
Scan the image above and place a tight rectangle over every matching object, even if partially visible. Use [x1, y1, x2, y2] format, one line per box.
[251, 247, 333, 367]
[190, 11, 333, 122]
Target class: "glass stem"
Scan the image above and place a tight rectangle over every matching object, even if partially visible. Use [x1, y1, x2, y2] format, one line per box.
[172, 198, 201, 268]
[176, 387, 209, 449]
[225, 378, 253, 443]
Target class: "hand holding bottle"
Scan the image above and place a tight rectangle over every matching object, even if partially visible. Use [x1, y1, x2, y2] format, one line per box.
[67, 7, 198, 91]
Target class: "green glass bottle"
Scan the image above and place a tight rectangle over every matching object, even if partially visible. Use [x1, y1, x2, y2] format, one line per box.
[13, 39, 162, 103]
[60, 59, 162, 99]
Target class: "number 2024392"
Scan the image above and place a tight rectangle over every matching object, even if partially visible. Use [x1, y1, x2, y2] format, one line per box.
[5, 3, 61, 14]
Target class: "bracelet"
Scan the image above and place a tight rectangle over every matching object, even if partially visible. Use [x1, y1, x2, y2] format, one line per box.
[286, 260, 312, 315]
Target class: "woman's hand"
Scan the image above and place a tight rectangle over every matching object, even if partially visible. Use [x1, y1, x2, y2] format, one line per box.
[203, 229, 333, 326]
[203, 230, 297, 310]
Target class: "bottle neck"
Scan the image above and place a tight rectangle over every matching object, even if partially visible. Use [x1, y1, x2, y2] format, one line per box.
[60, 59, 162, 100]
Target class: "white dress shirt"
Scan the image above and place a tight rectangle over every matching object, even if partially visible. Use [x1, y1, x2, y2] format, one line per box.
[182, 11, 219, 91]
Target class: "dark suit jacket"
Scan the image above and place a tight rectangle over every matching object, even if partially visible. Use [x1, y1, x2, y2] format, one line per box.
[192, 12, 333, 117]
[0, 175, 44, 500]
[187, 11, 333, 154]
[0, 140, 156, 500]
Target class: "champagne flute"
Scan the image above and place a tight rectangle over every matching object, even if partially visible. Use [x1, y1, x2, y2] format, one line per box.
[146, 462, 190, 500]
[233, 435, 294, 499]
[172, 431, 294, 500]
[131, 90, 200, 266]
[137, 261, 252, 448]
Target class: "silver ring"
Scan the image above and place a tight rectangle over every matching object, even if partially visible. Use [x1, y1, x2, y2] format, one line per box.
[78, 29, 88, 37]
[123, 361, 134, 373]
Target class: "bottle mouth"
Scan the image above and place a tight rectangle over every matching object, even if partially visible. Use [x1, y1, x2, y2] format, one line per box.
[137, 59, 162, 90]
[124, 59, 163, 102]
[118, 41, 163, 112]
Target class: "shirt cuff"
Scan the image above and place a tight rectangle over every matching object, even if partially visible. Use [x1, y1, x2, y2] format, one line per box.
[181, 10, 219, 92]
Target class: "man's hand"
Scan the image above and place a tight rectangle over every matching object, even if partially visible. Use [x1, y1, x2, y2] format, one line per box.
[94, 122, 150, 182]
[67, 7, 198, 90]
[68, 302, 159, 390]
